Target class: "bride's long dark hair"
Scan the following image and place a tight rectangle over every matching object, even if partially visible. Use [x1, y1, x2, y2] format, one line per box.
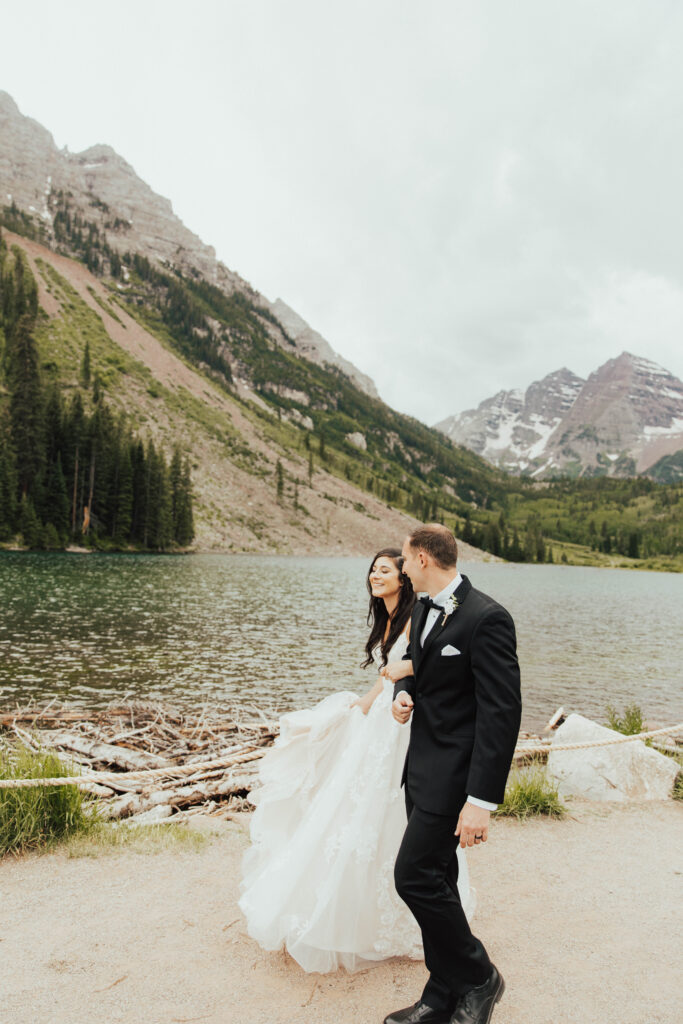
[362, 547, 415, 669]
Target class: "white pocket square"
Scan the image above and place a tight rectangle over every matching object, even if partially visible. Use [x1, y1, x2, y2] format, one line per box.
[441, 645, 460, 656]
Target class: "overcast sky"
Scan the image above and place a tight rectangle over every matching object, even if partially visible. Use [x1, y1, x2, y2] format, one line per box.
[3, 0, 683, 421]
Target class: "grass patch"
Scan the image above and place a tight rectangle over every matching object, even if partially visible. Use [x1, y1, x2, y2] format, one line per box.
[606, 703, 644, 735]
[63, 820, 215, 858]
[494, 764, 566, 819]
[673, 771, 683, 801]
[0, 744, 98, 856]
[86, 284, 124, 325]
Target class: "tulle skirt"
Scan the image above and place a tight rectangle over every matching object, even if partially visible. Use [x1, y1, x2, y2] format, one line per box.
[238, 682, 475, 973]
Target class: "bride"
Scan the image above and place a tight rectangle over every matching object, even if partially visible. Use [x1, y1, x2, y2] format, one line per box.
[238, 547, 474, 973]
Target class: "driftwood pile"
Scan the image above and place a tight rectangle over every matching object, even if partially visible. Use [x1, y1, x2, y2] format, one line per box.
[1, 701, 562, 826]
[0, 701, 279, 824]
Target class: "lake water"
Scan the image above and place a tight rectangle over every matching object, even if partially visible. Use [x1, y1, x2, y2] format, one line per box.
[0, 553, 681, 731]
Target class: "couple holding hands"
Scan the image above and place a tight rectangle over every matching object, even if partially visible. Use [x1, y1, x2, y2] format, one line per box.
[240, 523, 522, 1024]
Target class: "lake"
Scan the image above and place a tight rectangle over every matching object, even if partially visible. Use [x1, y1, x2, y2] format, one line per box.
[0, 553, 681, 732]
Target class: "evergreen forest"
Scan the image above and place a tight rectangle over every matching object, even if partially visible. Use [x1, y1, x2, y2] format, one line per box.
[0, 231, 194, 551]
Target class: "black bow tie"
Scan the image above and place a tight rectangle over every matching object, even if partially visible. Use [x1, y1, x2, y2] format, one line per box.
[419, 596, 444, 612]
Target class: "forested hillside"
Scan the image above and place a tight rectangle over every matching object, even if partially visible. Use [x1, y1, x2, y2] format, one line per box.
[0, 234, 194, 550]
[1, 211, 681, 569]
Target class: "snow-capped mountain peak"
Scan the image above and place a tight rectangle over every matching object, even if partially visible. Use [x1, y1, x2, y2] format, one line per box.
[435, 355, 683, 477]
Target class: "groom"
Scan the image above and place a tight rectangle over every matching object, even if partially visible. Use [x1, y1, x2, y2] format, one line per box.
[385, 524, 521, 1024]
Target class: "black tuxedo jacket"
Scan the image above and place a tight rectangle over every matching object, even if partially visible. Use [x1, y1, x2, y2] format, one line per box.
[393, 575, 521, 815]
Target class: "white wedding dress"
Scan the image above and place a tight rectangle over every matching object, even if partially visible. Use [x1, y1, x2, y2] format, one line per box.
[238, 633, 475, 973]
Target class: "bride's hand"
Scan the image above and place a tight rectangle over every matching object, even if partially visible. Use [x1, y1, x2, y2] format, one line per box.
[380, 661, 414, 683]
[351, 694, 373, 715]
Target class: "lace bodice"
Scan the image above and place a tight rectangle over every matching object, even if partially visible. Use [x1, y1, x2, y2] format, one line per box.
[372, 630, 409, 670]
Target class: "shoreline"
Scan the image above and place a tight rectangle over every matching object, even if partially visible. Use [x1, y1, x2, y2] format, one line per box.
[1, 544, 681, 572]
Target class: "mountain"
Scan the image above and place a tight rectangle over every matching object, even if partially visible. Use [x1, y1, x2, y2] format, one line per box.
[436, 368, 585, 475]
[436, 354, 683, 478]
[268, 298, 379, 398]
[0, 90, 377, 400]
[2, 93, 680, 567]
[0, 92, 503, 556]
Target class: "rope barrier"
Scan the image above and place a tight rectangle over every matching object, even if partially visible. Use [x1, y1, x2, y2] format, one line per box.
[514, 722, 683, 754]
[0, 723, 681, 791]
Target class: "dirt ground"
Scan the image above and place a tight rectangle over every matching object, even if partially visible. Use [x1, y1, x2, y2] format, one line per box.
[1, 801, 681, 1024]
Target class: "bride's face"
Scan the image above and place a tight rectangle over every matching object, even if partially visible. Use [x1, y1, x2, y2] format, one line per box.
[369, 556, 402, 600]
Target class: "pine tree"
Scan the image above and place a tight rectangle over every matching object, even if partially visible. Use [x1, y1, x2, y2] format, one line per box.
[485, 522, 502, 557]
[175, 457, 195, 546]
[144, 443, 173, 550]
[64, 391, 86, 537]
[535, 529, 546, 564]
[508, 529, 523, 562]
[18, 494, 41, 548]
[276, 459, 284, 502]
[42, 522, 61, 550]
[44, 453, 70, 538]
[113, 445, 133, 545]
[628, 531, 640, 559]
[308, 451, 314, 486]
[170, 447, 182, 527]
[80, 340, 91, 386]
[43, 384, 64, 468]
[0, 438, 18, 540]
[7, 313, 43, 498]
[156, 457, 173, 550]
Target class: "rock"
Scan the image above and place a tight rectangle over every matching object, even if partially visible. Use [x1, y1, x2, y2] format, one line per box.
[345, 431, 367, 451]
[547, 713, 679, 802]
[282, 407, 314, 430]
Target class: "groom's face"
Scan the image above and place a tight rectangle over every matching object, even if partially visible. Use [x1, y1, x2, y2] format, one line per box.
[401, 538, 426, 590]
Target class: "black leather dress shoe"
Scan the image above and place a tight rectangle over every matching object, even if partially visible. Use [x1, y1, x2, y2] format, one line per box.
[384, 1000, 451, 1024]
[449, 966, 505, 1024]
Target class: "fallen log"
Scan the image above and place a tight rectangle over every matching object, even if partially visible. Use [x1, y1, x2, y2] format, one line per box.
[105, 773, 258, 819]
[37, 731, 173, 772]
[80, 782, 116, 798]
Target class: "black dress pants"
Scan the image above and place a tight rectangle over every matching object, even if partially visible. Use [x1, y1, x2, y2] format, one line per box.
[394, 790, 492, 1012]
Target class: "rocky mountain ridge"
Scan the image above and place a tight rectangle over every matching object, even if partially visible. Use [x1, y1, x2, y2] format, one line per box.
[436, 353, 683, 477]
[0, 90, 378, 398]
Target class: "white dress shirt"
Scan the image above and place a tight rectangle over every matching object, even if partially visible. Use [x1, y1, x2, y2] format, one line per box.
[411, 572, 497, 813]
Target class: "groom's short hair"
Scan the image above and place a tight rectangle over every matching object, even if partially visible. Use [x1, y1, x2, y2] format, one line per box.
[408, 524, 458, 568]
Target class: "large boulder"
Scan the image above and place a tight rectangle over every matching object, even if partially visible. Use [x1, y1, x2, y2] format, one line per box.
[547, 713, 679, 802]
[345, 431, 368, 451]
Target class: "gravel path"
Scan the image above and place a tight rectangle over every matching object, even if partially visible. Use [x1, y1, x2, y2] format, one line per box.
[1, 801, 680, 1024]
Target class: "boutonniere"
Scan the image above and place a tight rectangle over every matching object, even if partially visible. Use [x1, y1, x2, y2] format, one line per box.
[441, 594, 459, 626]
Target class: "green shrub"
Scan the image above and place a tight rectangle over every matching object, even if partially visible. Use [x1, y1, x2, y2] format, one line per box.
[606, 703, 644, 735]
[495, 764, 566, 819]
[0, 745, 98, 856]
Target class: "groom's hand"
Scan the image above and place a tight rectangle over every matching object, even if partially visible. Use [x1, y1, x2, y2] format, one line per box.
[455, 803, 490, 848]
[392, 691, 414, 724]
